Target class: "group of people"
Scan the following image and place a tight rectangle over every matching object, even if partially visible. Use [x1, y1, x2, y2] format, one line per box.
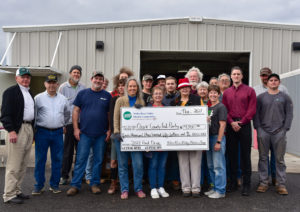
[0, 64, 293, 204]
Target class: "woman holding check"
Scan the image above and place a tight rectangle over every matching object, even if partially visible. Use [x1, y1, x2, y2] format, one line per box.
[205, 85, 227, 199]
[171, 78, 202, 197]
[112, 77, 146, 200]
[147, 86, 170, 199]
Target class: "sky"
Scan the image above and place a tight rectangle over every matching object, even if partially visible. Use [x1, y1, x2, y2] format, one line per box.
[1, 0, 300, 63]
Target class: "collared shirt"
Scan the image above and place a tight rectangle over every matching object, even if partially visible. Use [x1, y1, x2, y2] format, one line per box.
[18, 84, 34, 121]
[222, 83, 256, 125]
[253, 84, 289, 96]
[35, 91, 70, 129]
[58, 81, 85, 124]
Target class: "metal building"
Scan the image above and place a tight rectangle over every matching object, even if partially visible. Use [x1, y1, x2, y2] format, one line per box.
[281, 69, 300, 156]
[1, 17, 300, 94]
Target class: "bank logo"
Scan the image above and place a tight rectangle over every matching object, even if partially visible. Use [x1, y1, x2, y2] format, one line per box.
[123, 111, 132, 120]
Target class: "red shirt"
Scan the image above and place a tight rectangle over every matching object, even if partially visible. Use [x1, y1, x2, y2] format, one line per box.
[222, 83, 256, 125]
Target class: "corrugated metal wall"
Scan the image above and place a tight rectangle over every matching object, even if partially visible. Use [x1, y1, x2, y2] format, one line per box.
[7, 20, 300, 88]
[281, 73, 300, 156]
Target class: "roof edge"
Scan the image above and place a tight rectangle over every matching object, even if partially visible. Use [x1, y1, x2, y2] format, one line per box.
[3, 16, 300, 33]
[2, 17, 191, 32]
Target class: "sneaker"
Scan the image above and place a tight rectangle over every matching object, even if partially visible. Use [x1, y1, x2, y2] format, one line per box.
[121, 191, 129, 200]
[66, 187, 79, 196]
[256, 184, 268, 193]
[49, 187, 62, 194]
[5, 196, 24, 204]
[59, 178, 69, 185]
[158, 187, 169, 198]
[150, 188, 160, 199]
[204, 189, 215, 196]
[91, 185, 101, 194]
[136, 190, 146, 198]
[32, 187, 44, 195]
[208, 191, 225, 199]
[276, 185, 288, 195]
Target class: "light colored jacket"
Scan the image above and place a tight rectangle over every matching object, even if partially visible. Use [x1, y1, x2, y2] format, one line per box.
[113, 95, 145, 134]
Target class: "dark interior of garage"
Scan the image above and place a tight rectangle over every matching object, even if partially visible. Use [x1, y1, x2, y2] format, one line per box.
[140, 51, 250, 85]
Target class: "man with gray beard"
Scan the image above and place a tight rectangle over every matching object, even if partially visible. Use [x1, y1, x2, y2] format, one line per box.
[185, 67, 203, 95]
[59, 65, 86, 185]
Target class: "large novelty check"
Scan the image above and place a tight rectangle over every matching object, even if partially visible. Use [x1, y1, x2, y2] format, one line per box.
[120, 106, 209, 151]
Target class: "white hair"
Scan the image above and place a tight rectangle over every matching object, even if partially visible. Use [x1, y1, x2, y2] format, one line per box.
[218, 73, 230, 81]
[185, 66, 203, 82]
[196, 81, 209, 90]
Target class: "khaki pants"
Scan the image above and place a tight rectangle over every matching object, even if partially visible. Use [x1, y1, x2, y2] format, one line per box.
[3, 123, 33, 202]
[177, 151, 202, 193]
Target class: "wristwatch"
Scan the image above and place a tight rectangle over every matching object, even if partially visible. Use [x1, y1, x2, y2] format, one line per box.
[216, 141, 221, 144]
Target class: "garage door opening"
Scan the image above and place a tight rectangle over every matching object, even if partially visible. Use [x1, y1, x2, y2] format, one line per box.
[140, 51, 250, 85]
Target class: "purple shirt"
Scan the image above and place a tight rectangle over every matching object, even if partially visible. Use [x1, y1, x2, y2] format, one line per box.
[222, 83, 256, 125]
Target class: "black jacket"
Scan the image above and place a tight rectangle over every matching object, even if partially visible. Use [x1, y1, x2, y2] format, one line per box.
[170, 94, 201, 106]
[0, 84, 34, 133]
[109, 95, 120, 132]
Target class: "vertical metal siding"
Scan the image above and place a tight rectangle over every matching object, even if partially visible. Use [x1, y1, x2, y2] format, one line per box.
[281, 75, 300, 156]
[123, 27, 133, 68]
[6, 20, 300, 90]
[161, 25, 170, 50]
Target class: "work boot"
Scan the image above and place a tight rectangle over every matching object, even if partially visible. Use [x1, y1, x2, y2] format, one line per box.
[91, 185, 101, 194]
[256, 184, 268, 193]
[107, 180, 118, 194]
[276, 185, 288, 195]
[67, 187, 79, 196]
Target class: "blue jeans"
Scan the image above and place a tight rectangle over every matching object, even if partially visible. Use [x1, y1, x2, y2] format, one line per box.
[114, 138, 143, 193]
[70, 133, 106, 189]
[148, 151, 168, 189]
[207, 135, 226, 194]
[85, 148, 93, 181]
[34, 127, 63, 190]
[268, 146, 276, 178]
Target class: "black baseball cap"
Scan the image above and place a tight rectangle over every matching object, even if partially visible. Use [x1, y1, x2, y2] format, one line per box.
[69, 65, 82, 74]
[45, 74, 58, 82]
[267, 73, 280, 81]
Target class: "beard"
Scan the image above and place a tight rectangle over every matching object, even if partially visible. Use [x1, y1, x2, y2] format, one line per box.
[70, 77, 80, 84]
[190, 81, 198, 87]
[92, 83, 102, 90]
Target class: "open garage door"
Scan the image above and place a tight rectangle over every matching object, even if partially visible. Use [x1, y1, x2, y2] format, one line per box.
[140, 51, 250, 85]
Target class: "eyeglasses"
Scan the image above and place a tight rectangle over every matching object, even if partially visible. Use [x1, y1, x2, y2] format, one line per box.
[220, 79, 230, 82]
